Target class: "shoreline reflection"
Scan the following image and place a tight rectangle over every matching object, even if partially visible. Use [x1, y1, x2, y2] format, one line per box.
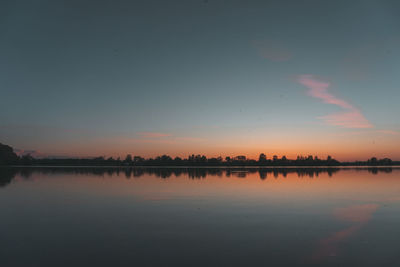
[0, 167, 395, 188]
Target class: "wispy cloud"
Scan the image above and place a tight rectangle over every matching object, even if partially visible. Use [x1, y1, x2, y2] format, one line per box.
[320, 111, 372, 129]
[297, 75, 373, 129]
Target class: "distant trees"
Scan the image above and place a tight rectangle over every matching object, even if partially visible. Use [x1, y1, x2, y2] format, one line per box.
[174, 156, 182, 163]
[6, 153, 396, 167]
[20, 154, 34, 165]
[0, 142, 397, 167]
[208, 156, 222, 164]
[0, 143, 19, 165]
[188, 154, 207, 163]
[235, 155, 246, 161]
[257, 154, 332, 166]
[133, 156, 144, 163]
[367, 157, 392, 166]
[124, 154, 132, 164]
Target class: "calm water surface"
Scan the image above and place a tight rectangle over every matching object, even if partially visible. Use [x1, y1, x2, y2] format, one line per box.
[1, 167, 400, 267]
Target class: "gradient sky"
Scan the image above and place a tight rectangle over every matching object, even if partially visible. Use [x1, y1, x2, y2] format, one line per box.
[1, 0, 400, 160]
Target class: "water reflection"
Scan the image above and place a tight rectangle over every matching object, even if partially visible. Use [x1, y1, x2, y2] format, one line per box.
[310, 204, 380, 263]
[0, 168, 17, 187]
[0, 166, 395, 188]
[0, 166, 400, 266]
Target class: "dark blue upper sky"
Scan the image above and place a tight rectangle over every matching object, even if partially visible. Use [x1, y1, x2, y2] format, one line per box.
[1, 0, 400, 159]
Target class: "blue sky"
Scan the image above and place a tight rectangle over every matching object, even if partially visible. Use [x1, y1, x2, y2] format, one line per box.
[1, 0, 400, 160]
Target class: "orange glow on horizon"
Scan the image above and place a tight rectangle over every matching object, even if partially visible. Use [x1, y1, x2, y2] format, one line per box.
[39, 143, 400, 162]
[21, 127, 400, 161]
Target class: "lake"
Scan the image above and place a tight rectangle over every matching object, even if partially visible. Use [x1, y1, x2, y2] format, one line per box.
[1, 167, 399, 266]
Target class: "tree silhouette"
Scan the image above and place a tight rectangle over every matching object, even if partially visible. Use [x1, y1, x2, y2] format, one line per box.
[20, 154, 34, 165]
[0, 143, 19, 165]
[0, 142, 397, 167]
[258, 153, 267, 162]
[124, 154, 132, 164]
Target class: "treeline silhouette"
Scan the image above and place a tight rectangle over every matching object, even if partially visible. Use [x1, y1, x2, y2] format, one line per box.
[13, 154, 400, 167]
[1, 142, 398, 167]
[19, 154, 342, 166]
[0, 143, 19, 165]
[0, 166, 395, 188]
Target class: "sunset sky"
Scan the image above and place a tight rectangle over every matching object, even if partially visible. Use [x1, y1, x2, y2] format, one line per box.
[1, 0, 400, 160]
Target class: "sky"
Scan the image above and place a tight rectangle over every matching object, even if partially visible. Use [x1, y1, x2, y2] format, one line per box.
[1, 0, 400, 161]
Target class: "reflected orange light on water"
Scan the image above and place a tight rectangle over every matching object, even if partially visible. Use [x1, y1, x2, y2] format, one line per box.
[9, 167, 400, 264]
[17, 168, 400, 205]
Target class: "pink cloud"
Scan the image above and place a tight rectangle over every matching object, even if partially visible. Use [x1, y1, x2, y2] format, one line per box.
[297, 75, 373, 129]
[320, 111, 372, 129]
[298, 75, 352, 109]
[136, 132, 171, 138]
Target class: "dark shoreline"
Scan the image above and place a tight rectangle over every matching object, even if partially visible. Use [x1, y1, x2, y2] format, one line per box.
[2, 142, 397, 167]
[1, 165, 396, 188]
[3, 164, 400, 168]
